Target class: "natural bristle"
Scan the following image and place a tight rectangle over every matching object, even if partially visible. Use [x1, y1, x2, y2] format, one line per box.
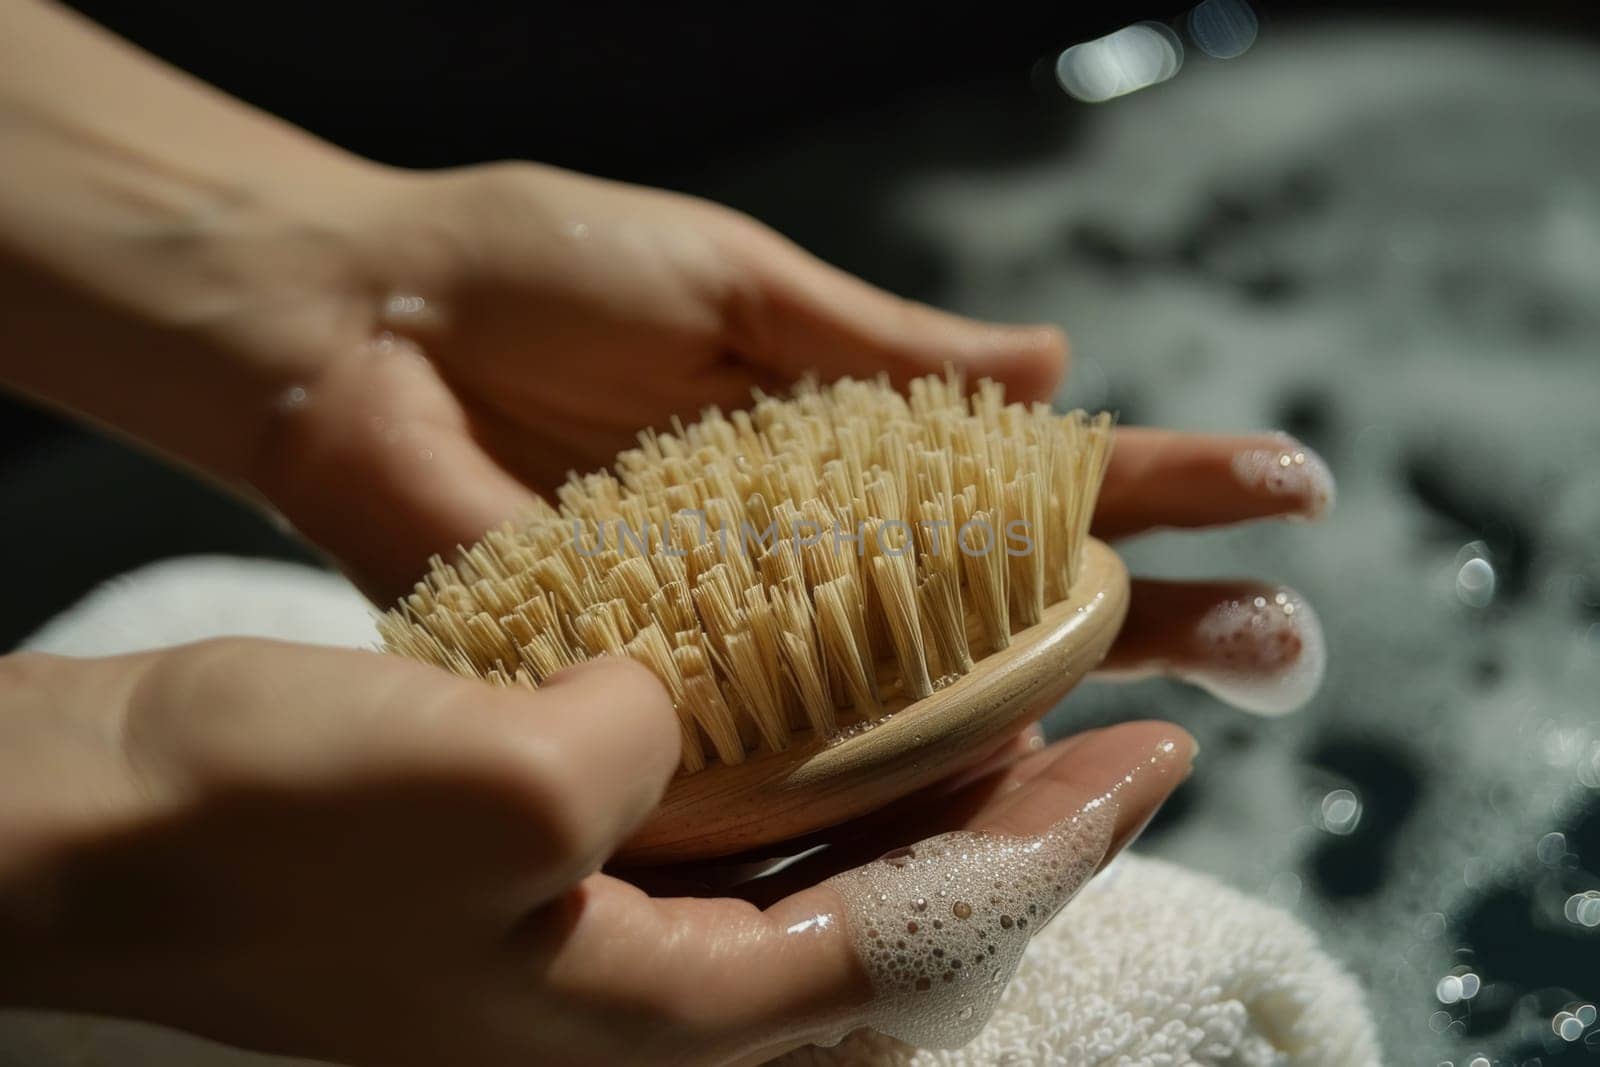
[379, 372, 1113, 774]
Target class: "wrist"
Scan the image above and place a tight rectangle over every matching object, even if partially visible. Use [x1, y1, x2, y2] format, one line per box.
[0, 2, 408, 486]
[0, 142, 397, 484]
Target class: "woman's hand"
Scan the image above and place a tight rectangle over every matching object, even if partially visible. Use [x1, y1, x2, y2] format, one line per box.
[0, 640, 1191, 1066]
[245, 161, 1072, 601]
[237, 163, 1336, 708]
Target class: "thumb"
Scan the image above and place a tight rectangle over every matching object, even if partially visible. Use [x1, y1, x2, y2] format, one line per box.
[500, 656, 682, 886]
[729, 227, 1068, 402]
[250, 340, 540, 606]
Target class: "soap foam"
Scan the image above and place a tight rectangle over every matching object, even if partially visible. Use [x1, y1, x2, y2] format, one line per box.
[824, 804, 1115, 1049]
[1229, 436, 1336, 517]
[1182, 586, 1326, 715]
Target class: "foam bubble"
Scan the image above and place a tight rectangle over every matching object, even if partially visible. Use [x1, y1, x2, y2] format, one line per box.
[824, 804, 1115, 1048]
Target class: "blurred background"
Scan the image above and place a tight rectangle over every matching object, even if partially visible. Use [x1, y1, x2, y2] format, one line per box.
[4, 2, 1598, 1062]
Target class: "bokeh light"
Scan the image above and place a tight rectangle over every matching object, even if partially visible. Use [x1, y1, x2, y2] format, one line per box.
[1054, 22, 1183, 103]
[1188, 0, 1260, 59]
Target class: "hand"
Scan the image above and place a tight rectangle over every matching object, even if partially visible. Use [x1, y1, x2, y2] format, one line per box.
[0, 641, 1191, 1066]
[246, 162, 1070, 601]
[240, 164, 1335, 714]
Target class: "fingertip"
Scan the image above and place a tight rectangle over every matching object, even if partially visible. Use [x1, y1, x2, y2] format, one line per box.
[975, 720, 1195, 850]
[964, 322, 1069, 404]
[1179, 585, 1327, 716]
[1229, 433, 1338, 522]
[543, 653, 663, 696]
[546, 653, 679, 735]
[1097, 429, 1337, 537]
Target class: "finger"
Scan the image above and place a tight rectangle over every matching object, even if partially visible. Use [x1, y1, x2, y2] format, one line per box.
[122, 642, 678, 914]
[729, 229, 1067, 402]
[1098, 579, 1326, 716]
[383, 654, 681, 905]
[619, 725, 1065, 897]
[490, 656, 681, 895]
[729, 722, 1183, 900]
[252, 337, 539, 605]
[969, 721, 1192, 855]
[539, 722, 1193, 1061]
[1094, 428, 1335, 539]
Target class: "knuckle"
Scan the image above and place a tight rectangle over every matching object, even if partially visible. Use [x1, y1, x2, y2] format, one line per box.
[466, 159, 539, 197]
[433, 658, 679, 870]
[139, 637, 256, 702]
[461, 712, 608, 869]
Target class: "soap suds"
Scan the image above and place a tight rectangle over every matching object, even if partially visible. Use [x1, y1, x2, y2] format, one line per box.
[1181, 586, 1326, 715]
[1230, 436, 1336, 518]
[824, 804, 1115, 1048]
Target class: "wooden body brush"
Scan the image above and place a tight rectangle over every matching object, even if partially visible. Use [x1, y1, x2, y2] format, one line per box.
[379, 373, 1124, 862]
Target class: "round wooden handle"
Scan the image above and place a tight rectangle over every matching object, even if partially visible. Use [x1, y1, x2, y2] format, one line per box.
[615, 538, 1130, 863]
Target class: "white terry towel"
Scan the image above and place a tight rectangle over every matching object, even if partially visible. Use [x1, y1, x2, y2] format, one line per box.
[5, 557, 1381, 1067]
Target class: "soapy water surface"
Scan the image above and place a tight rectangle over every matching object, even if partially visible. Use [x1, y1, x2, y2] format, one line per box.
[823, 804, 1115, 1048]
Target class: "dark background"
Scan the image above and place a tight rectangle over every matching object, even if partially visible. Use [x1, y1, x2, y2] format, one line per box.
[4, 4, 1598, 1063]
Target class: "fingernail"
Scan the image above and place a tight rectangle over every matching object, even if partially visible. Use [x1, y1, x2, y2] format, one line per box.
[1230, 433, 1336, 519]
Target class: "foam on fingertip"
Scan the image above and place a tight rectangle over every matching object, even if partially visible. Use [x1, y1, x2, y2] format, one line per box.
[1229, 434, 1336, 518]
[1181, 586, 1326, 716]
[823, 805, 1115, 1048]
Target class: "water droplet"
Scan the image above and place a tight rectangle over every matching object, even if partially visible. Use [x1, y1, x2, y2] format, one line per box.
[274, 385, 309, 413]
[383, 293, 427, 318]
[953, 901, 972, 919]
